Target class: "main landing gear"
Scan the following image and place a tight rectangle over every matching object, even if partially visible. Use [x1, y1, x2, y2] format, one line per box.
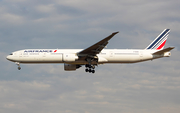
[15, 62, 21, 70]
[85, 57, 98, 74]
[85, 64, 95, 73]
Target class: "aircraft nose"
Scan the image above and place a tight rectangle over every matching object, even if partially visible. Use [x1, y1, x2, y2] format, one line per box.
[6, 55, 10, 60]
[6, 55, 12, 61]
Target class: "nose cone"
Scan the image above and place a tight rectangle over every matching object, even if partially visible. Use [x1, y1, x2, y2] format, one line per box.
[6, 55, 11, 60]
[6, 55, 13, 61]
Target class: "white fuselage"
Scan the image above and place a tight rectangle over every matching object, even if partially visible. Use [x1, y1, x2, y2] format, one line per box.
[6, 49, 167, 64]
[6, 29, 173, 72]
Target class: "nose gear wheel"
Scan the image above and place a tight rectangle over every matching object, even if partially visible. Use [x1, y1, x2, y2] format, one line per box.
[15, 62, 21, 70]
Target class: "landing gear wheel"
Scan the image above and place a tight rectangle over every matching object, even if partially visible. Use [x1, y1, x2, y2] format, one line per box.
[85, 68, 89, 72]
[85, 59, 97, 73]
[92, 70, 95, 73]
[89, 69, 92, 73]
[85, 64, 96, 73]
[18, 67, 21, 70]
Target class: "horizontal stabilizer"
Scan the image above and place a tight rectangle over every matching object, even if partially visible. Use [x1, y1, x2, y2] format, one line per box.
[153, 47, 175, 55]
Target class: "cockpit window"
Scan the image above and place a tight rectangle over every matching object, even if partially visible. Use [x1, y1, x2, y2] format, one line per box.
[9, 53, 13, 55]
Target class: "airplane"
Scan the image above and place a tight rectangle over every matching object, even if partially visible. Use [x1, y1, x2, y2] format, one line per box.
[6, 29, 174, 73]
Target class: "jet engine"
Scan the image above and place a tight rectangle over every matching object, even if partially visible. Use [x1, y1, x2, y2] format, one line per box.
[64, 63, 81, 71]
[164, 52, 171, 57]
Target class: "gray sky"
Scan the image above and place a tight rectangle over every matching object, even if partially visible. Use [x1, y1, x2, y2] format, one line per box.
[0, 0, 180, 113]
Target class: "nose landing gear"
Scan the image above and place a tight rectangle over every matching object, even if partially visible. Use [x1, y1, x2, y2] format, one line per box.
[15, 62, 21, 70]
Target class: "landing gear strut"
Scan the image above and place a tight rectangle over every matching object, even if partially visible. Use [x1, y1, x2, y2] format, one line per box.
[15, 62, 21, 70]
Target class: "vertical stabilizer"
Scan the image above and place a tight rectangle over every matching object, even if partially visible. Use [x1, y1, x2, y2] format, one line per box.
[145, 29, 170, 50]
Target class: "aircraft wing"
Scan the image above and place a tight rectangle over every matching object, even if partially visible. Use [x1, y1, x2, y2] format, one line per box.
[78, 32, 119, 57]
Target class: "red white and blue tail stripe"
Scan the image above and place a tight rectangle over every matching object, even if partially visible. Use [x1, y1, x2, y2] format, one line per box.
[145, 29, 170, 50]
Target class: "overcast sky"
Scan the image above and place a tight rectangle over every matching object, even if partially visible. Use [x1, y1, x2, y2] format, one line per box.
[0, 0, 180, 113]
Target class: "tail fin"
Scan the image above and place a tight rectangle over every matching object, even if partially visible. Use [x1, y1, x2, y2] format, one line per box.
[145, 29, 170, 50]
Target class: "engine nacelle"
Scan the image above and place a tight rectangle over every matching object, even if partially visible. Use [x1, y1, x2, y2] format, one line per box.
[63, 53, 78, 62]
[64, 63, 81, 71]
[164, 52, 171, 57]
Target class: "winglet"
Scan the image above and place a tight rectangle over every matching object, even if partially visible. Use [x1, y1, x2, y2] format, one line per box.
[112, 31, 119, 35]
